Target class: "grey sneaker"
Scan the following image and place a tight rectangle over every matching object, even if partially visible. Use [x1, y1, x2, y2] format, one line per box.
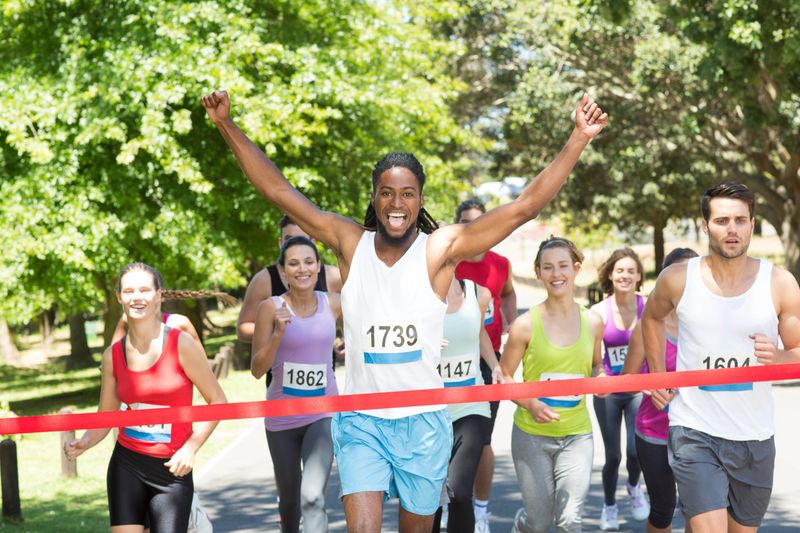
[600, 504, 619, 531]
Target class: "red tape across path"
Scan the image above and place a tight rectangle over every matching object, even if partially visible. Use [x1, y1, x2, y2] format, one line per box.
[3, 363, 800, 436]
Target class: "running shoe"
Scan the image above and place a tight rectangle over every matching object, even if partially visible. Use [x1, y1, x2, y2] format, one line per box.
[440, 505, 448, 531]
[600, 504, 620, 531]
[475, 511, 492, 533]
[628, 482, 651, 521]
[509, 508, 524, 533]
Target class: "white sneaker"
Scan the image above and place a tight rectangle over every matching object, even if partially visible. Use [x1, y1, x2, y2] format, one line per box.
[475, 511, 492, 533]
[628, 482, 650, 521]
[440, 505, 448, 530]
[600, 504, 619, 531]
[510, 508, 525, 533]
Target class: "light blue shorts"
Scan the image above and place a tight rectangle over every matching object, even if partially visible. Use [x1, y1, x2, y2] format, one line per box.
[331, 409, 453, 516]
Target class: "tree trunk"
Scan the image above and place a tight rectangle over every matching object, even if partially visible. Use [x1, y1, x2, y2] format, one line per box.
[653, 220, 666, 276]
[0, 318, 20, 365]
[40, 308, 55, 353]
[66, 314, 94, 369]
[781, 212, 800, 280]
[164, 299, 205, 345]
[102, 285, 122, 348]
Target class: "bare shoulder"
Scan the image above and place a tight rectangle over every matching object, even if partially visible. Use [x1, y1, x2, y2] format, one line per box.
[427, 224, 463, 264]
[508, 309, 533, 338]
[771, 265, 800, 304]
[589, 299, 605, 319]
[587, 307, 605, 336]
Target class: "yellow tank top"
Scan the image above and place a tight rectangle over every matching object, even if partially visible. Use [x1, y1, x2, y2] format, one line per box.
[513, 305, 594, 437]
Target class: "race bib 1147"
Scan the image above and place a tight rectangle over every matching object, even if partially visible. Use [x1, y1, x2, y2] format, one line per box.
[122, 402, 171, 443]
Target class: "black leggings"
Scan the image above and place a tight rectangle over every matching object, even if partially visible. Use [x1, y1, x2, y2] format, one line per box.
[107, 443, 193, 532]
[635, 435, 676, 529]
[593, 392, 642, 505]
[432, 415, 490, 533]
[265, 418, 333, 533]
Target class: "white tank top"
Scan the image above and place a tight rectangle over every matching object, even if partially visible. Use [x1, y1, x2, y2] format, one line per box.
[341, 231, 446, 419]
[670, 257, 777, 441]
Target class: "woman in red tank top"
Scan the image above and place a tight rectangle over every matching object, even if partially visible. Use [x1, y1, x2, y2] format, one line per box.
[64, 262, 227, 532]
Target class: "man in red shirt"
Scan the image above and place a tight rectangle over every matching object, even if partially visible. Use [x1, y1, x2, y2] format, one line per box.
[455, 199, 518, 532]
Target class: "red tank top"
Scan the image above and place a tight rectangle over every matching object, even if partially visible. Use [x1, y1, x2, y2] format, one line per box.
[112, 328, 193, 457]
[455, 251, 510, 351]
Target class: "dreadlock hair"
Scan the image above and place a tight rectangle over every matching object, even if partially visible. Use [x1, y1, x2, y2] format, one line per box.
[161, 290, 238, 307]
[362, 152, 439, 235]
[534, 236, 585, 271]
[597, 247, 644, 295]
[455, 198, 486, 223]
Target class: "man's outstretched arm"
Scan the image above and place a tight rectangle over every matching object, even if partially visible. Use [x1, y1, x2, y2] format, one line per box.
[202, 91, 361, 258]
[446, 93, 608, 263]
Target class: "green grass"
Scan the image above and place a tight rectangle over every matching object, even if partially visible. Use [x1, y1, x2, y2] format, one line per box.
[0, 304, 266, 530]
[0, 369, 265, 531]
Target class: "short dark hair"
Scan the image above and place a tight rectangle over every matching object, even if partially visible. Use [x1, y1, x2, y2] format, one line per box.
[455, 199, 486, 223]
[663, 247, 698, 269]
[701, 182, 755, 221]
[278, 215, 296, 229]
[597, 247, 644, 295]
[277, 236, 319, 266]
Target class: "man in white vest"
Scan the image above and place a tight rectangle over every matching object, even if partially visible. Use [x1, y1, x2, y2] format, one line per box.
[203, 90, 607, 533]
[642, 182, 800, 533]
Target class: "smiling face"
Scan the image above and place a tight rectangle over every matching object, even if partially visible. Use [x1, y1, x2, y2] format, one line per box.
[536, 246, 580, 296]
[117, 269, 162, 322]
[608, 256, 642, 295]
[372, 166, 422, 246]
[703, 197, 754, 260]
[279, 243, 320, 291]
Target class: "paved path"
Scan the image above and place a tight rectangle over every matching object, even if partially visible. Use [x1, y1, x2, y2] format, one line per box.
[196, 230, 800, 531]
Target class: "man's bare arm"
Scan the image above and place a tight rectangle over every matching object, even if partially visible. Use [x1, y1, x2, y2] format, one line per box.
[202, 91, 362, 260]
[445, 94, 608, 263]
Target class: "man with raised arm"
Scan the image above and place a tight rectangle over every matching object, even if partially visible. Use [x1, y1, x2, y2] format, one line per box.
[641, 182, 800, 533]
[203, 90, 607, 533]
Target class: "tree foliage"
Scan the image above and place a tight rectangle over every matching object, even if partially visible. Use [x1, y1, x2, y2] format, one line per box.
[0, 0, 476, 331]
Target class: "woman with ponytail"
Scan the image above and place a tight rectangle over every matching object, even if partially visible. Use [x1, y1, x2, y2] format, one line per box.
[65, 262, 227, 532]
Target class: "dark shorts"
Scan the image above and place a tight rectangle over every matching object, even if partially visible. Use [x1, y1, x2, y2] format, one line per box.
[107, 443, 193, 531]
[668, 425, 775, 527]
[479, 351, 502, 444]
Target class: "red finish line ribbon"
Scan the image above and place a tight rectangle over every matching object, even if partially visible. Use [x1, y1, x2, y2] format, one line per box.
[3, 363, 800, 436]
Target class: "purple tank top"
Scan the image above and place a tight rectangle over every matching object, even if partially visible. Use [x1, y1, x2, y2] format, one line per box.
[634, 335, 677, 444]
[602, 294, 644, 375]
[265, 291, 338, 431]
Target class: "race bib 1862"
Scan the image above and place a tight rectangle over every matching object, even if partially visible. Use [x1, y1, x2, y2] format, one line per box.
[122, 402, 171, 443]
[282, 362, 327, 397]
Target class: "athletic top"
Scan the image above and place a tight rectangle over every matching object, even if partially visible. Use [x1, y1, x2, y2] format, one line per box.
[455, 251, 510, 352]
[635, 333, 677, 445]
[341, 231, 446, 419]
[514, 306, 594, 437]
[267, 262, 327, 296]
[113, 327, 193, 457]
[602, 294, 644, 376]
[671, 257, 777, 441]
[265, 291, 339, 431]
[441, 280, 491, 422]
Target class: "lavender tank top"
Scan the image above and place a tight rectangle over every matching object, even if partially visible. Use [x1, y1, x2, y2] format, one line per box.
[635, 334, 677, 444]
[602, 294, 644, 376]
[265, 291, 338, 431]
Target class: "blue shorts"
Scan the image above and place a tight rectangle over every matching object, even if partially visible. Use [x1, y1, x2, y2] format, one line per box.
[331, 409, 453, 516]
